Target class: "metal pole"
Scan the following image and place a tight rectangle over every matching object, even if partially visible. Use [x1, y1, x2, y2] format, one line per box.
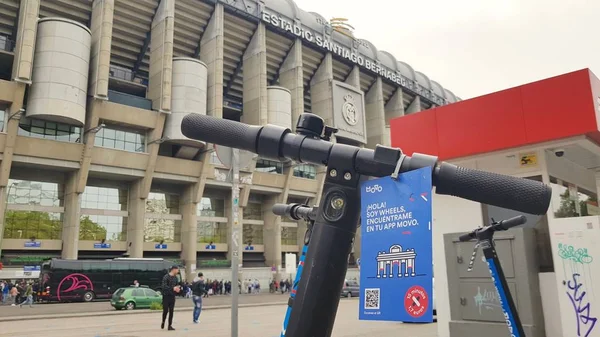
[230, 148, 241, 337]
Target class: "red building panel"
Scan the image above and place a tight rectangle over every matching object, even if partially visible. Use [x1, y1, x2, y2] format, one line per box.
[390, 69, 599, 160]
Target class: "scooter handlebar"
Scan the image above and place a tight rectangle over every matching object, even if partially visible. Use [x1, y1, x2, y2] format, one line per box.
[435, 163, 551, 215]
[497, 215, 528, 230]
[181, 113, 552, 216]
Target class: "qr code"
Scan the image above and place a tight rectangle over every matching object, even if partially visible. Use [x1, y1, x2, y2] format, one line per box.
[364, 288, 380, 310]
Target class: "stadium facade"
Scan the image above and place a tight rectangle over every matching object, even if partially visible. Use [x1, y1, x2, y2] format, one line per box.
[0, 0, 457, 280]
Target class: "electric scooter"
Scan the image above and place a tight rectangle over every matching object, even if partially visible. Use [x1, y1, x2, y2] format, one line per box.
[459, 215, 528, 337]
[180, 112, 551, 337]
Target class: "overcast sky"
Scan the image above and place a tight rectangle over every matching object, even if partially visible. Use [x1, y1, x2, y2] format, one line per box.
[294, 0, 599, 99]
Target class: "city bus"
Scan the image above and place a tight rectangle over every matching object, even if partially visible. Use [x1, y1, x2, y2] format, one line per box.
[39, 258, 180, 302]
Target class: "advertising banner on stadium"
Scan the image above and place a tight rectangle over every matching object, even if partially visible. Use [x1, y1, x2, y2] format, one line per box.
[359, 167, 433, 322]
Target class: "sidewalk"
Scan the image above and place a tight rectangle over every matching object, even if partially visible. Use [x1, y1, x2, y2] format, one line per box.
[0, 300, 288, 322]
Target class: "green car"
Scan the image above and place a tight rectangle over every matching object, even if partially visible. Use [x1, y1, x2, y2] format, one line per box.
[111, 286, 162, 310]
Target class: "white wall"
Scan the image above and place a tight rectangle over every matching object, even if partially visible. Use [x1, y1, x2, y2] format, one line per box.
[548, 216, 600, 337]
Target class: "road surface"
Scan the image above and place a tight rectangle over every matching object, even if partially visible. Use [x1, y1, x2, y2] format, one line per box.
[0, 292, 286, 318]
[0, 299, 438, 337]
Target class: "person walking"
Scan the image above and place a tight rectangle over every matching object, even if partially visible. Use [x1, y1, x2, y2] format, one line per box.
[160, 266, 181, 330]
[191, 272, 208, 324]
[19, 283, 34, 308]
[9, 284, 18, 306]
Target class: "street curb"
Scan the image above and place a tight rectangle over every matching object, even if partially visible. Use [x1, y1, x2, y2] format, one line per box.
[0, 301, 288, 322]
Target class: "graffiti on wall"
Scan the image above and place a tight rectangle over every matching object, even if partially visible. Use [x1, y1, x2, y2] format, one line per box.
[565, 273, 597, 337]
[473, 286, 502, 314]
[558, 242, 597, 337]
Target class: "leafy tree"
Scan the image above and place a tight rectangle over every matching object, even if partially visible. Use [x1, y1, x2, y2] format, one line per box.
[554, 190, 597, 218]
[4, 210, 62, 239]
[79, 216, 108, 240]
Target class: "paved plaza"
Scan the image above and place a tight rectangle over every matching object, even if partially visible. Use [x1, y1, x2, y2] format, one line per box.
[0, 293, 285, 319]
[0, 299, 438, 337]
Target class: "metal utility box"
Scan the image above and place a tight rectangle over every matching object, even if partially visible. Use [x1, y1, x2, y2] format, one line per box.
[444, 228, 545, 337]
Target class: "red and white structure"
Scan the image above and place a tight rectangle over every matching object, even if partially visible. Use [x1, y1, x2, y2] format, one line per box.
[391, 69, 600, 337]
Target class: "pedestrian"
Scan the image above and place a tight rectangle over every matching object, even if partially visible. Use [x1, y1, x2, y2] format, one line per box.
[9, 284, 18, 306]
[191, 272, 208, 323]
[19, 283, 34, 308]
[133, 280, 140, 287]
[160, 266, 181, 331]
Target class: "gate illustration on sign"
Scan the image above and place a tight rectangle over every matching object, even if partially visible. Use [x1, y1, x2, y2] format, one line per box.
[376, 245, 417, 278]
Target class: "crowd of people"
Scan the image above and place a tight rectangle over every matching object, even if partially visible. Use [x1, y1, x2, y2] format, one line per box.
[0, 280, 38, 307]
[270, 279, 292, 294]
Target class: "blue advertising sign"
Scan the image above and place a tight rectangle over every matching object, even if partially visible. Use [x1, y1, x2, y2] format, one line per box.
[155, 244, 168, 249]
[359, 167, 433, 323]
[23, 265, 41, 272]
[244, 245, 254, 251]
[24, 241, 41, 248]
[205, 244, 216, 250]
[94, 243, 111, 249]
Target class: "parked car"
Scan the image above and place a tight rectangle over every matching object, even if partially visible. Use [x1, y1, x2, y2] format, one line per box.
[341, 279, 360, 298]
[111, 286, 162, 310]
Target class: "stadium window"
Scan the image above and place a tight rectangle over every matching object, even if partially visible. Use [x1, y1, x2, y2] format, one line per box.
[82, 185, 128, 211]
[80, 184, 128, 241]
[18, 116, 81, 143]
[146, 192, 180, 214]
[281, 226, 298, 245]
[243, 202, 262, 220]
[243, 224, 264, 244]
[3, 179, 64, 240]
[256, 159, 283, 174]
[94, 125, 146, 153]
[0, 110, 5, 132]
[197, 221, 227, 243]
[293, 164, 317, 179]
[197, 197, 225, 217]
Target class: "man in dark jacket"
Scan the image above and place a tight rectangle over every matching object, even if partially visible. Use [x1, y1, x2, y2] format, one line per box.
[161, 266, 181, 330]
[191, 272, 208, 323]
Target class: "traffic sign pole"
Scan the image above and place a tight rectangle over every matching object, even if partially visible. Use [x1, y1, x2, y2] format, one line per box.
[230, 148, 241, 337]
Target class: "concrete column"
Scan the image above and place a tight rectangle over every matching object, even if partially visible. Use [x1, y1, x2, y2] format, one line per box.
[11, 0, 40, 83]
[242, 23, 267, 126]
[405, 96, 422, 114]
[147, 0, 175, 112]
[140, 112, 167, 198]
[0, 83, 26, 187]
[278, 39, 303, 131]
[263, 196, 283, 273]
[75, 100, 103, 193]
[262, 167, 293, 280]
[62, 173, 81, 259]
[88, 0, 114, 99]
[199, 3, 224, 119]
[0, 83, 26, 257]
[385, 88, 404, 125]
[365, 77, 386, 149]
[310, 53, 334, 125]
[127, 179, 146, 258]
[180, 184, 198, 281]
[345, 65, 360, 89]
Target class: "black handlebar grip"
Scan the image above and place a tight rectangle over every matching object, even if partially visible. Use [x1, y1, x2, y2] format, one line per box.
[181, 113, 261, 153]
[435, 162, 551, 215]
[498, 215, 527, 230]
[459, 232, 475, 242]
[272, 203, 291, 217]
